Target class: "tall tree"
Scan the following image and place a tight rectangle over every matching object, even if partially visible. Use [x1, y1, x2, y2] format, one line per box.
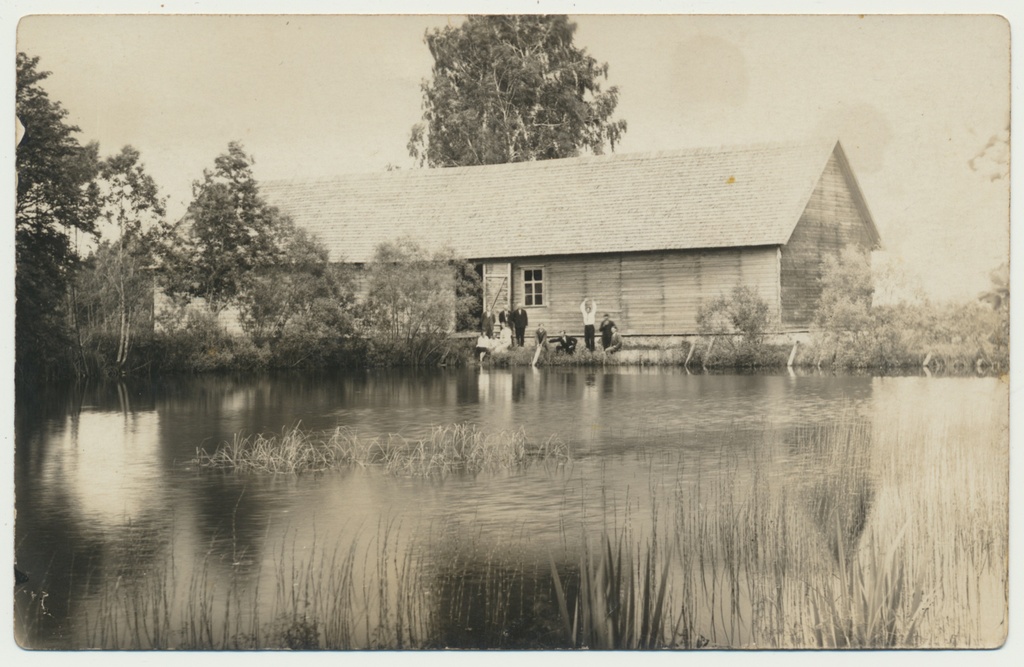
[15, 52, 102, 378]
[87, 146, 166, 374]
[408, 15, 627, 167]
[160, 142, 289, 313]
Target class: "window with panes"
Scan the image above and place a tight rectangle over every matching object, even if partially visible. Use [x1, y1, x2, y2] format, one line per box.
[523, 268, 544, 306]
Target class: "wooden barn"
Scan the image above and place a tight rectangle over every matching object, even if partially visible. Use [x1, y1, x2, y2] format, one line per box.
[261, 138, 880, 336]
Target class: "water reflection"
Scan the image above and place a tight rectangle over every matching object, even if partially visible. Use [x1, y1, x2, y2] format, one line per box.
[41, 410, 164, 530]
[13, 369, 1008, 648]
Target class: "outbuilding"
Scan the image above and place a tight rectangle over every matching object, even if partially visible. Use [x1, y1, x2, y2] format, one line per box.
[261, 137, 880, 336]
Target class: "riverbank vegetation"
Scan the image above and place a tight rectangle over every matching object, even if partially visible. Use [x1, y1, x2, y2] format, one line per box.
[680, 250, 1007, 373]
[190, 423, 570, 475]
[17, 406, 1006, 649]
[803, 248, 1008, 372]
[462, 248, 1008, 373]
[16, 51, 1006, 380]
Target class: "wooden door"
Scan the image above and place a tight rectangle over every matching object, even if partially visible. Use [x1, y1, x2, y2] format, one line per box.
[483, 262, 511, 313]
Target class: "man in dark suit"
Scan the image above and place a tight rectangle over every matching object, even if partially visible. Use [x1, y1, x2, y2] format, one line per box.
[552, 331, 578, 355]
[509, 303, 528, 347]
[481, 309, 496, 338]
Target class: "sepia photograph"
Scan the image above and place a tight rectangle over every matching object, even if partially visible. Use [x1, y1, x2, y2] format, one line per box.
[6, 1, 1016, 656]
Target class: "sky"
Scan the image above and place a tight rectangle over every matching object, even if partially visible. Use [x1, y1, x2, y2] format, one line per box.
[2, 4, 1022, 667]
[9, 8, 1012, 302]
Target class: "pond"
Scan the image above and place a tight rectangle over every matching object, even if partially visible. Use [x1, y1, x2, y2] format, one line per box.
[13, 367, 1008, 649]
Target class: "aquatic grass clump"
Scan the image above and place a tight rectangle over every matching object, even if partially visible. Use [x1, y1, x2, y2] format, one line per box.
[191, 423, 570, 475]
[378, 424, 569, 476]
[550, 531, 674, 649]
[809, 523, 926, 648]
[190, 425, 370, 473]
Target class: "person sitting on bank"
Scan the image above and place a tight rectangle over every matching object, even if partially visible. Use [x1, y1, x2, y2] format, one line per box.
[477, 325, 512, 362]
[551, 331, 578, 355]
[604, 326, 623, 354]
[599, 313, 617, 350]
[496, 324, 512, 352]
[475, 332, 493, 363]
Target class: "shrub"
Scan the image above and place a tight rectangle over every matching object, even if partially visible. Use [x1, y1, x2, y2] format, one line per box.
[696, 285, 775, 367]
[810, 247, 878, 367]
[360, 238, 462, 366]
[453, 260, 483, 333]
[237, 227, 356, 347]
[810, 247, 1009, 371]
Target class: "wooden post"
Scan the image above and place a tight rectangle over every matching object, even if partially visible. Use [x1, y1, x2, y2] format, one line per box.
[683, 340, 695, 369]
[787, 340, 799, 369]
[703, 337, 715, 370]
[922, 352, 932, 369]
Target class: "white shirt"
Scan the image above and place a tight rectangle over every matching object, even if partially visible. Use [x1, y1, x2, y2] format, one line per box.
[580, 300, 597, 326]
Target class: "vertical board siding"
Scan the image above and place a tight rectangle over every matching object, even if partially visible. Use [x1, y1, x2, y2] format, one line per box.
[482, 262, 511, 312]
[494, 246, 779, 335]
[780, 153, 875, 329]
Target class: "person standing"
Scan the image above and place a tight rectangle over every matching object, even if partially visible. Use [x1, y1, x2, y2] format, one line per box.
[510, 303, 529, 348]
[481, 309, 496, 338]
[580, 298, 597, 352]
[599, 313, 617, 350]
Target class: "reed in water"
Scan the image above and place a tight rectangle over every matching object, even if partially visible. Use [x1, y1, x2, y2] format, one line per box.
[191, 423, 570, 475]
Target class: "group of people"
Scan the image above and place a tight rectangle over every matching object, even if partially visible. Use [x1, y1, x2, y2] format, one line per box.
[476, 297, 623, 364]
[579, 298, 622, 353]
[481, 305, 530, 345]
[475, 322, 513, 362]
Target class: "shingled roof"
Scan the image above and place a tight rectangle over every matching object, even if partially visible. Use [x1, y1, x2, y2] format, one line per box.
[260, 138, 876, 263]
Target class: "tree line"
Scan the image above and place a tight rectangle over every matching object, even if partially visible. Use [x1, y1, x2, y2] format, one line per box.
[15, 16, 629, 379]
[16, 54, 440, 377]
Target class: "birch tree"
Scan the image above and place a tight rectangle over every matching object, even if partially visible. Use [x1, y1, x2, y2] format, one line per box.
[94, 146, 166, 373]
[408, 15, 627, 167]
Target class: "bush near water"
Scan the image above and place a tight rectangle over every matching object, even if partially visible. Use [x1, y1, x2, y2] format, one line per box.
[59, 242, 1008, 376]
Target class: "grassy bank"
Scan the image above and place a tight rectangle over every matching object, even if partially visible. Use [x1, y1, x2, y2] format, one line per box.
[480, 336, 1004, 373]
[64, 300, 1008, 376]
[483, 339, 784, 369]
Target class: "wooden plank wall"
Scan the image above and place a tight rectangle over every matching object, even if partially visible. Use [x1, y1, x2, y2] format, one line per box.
[482, 262, 511, 313]
[493, 247, 779, 335]
[780, 153, 875, 329]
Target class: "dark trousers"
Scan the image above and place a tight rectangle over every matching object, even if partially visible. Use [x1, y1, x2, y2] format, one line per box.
[584, 324, 596, 352]
[514, 327, 526, 347]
